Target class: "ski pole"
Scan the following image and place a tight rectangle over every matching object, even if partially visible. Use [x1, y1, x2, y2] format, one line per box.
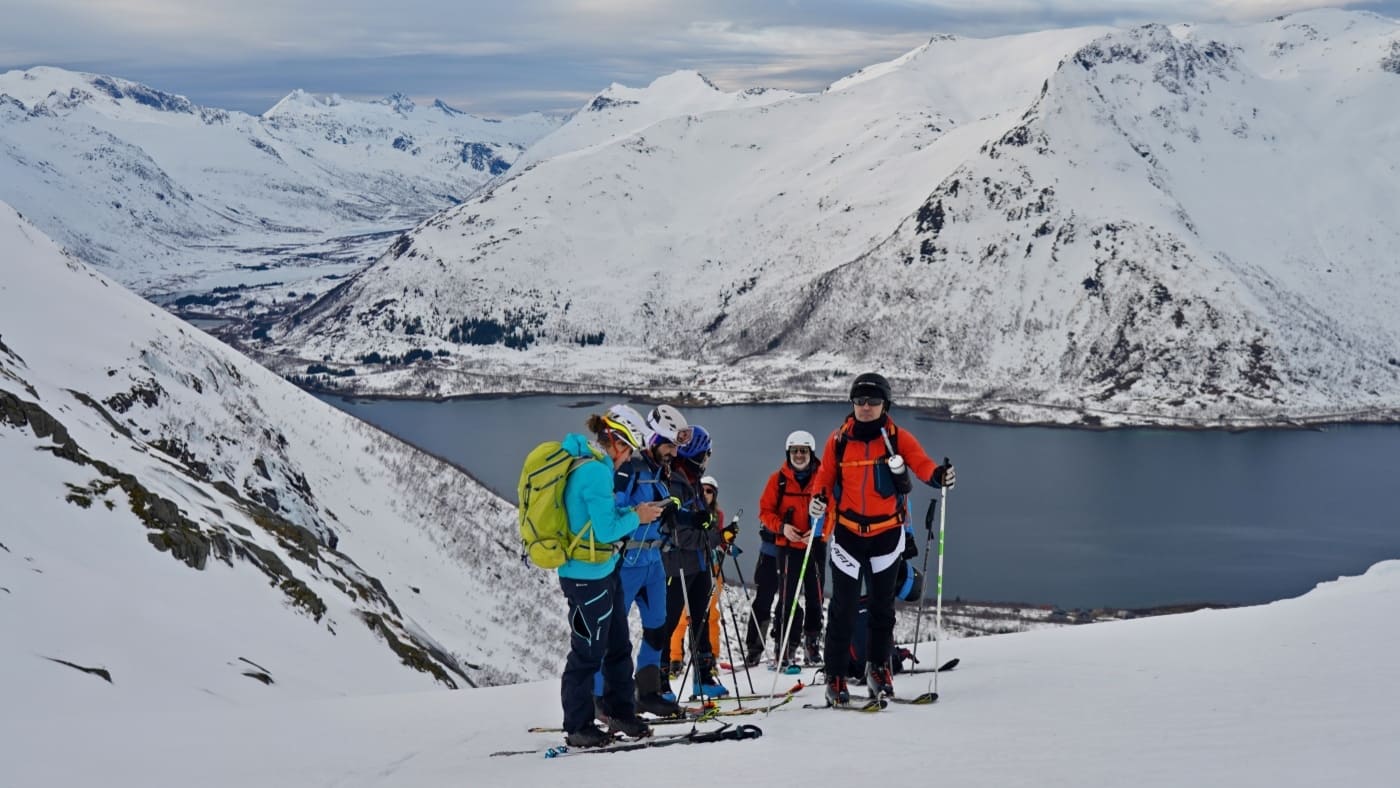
[712, 549, 747, 704]
[769, 510, 822, 712]
[932, 467, 949, 697]
[725, 512, 774, 683]
[675, 568, 698, 699]
[911, 496, 937, 660]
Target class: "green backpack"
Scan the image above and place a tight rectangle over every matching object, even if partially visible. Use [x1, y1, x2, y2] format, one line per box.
[516, 441, 618, 569]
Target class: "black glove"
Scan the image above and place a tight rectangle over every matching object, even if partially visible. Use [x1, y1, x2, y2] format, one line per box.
[759, 528, 775, 544]
[902, 538, 918, 560]
[932, 462, 956, 489]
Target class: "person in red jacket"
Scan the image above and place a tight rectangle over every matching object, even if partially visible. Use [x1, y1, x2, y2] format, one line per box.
[809, 372, 956, 706]
[756, 429, 826, 667]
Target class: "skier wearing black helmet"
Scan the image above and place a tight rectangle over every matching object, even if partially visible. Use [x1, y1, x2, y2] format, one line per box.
[809, 372, 956, 706]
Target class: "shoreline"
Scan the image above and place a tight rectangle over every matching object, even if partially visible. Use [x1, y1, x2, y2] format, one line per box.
[302, 382, 1400, 433]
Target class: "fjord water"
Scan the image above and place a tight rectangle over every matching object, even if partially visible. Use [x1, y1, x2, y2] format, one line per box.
[320, 394, 1399, 610]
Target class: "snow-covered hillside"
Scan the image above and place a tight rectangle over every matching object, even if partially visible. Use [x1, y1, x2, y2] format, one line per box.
[0, 67, 560, 294]
[0, 201, 567, 708]
[273, 10, 1400, 427]
[7, 545, 1398, 786]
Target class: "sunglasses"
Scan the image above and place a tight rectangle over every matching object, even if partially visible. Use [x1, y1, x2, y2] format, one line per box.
[852, 396, 885, 407]
[703, 486, 716, 495]
[788, 447, 811, 455]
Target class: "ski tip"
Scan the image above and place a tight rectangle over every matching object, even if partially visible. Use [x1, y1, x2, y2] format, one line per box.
[939, 657, 960, 672]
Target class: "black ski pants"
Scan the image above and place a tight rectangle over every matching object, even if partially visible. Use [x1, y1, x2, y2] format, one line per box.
[662, 567, 715, 670]
[824, 525, 903, 680]
[778, 541, 825, 643]
[559, 569, 635, 733]
[745, 551, 786, 655]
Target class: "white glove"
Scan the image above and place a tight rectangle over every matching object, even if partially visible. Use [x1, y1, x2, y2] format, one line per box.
[887, 454, 906, 475]
[808, 496, 827, 521]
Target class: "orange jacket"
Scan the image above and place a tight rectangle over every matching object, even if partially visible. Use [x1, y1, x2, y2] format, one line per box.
[759, 461, 823, 547]
[813, 415, 941, 539]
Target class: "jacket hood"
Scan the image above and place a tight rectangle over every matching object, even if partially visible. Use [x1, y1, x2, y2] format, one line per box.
[561, 432, 604, 459]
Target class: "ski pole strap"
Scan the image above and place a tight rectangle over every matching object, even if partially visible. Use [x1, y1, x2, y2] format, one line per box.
[688, 723, 763, 743]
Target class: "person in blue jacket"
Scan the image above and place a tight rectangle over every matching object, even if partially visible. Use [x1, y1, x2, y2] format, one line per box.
[595, 403, 688, 717]
[558, 413, 668, 747]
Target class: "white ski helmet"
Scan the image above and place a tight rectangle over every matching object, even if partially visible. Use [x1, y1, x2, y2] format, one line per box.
[700, 475, 719, 492]
[645, 404, 688, 445]
[606, 404, 651, 450]
[785, 430, 817, 452]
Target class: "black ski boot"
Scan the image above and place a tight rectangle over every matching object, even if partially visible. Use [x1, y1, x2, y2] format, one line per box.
[803, 633, 822, 665]
[743, 645, 764, 667]
[825, 674, 850, 707]
[565, 724, 612, 748]
[866, 663, 894, 698]
[634, 665, 684, 717]
[606, 714, 653, 740]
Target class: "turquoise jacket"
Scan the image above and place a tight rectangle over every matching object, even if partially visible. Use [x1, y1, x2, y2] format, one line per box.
[559, 433, 640, 580]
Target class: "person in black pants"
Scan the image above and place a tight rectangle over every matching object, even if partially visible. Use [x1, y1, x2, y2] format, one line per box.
[809, 373, 955, 706]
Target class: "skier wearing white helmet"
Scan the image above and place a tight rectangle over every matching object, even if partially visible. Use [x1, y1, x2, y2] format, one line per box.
[745, 429, 826, 668]
[589, 402, 683, 719]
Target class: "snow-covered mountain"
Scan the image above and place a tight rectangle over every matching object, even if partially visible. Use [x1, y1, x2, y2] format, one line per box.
[0, 67, 560, 294]
[273, 10, 1400, 427]
[0, 201, 566, 708]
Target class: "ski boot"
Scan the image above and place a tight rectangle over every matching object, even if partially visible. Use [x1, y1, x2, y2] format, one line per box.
[692, 660, 730, 699]
[606, 714, 653, 740]
[803, 633, 822, 666]
[564, 724, 611, 748]
[825, 675, 850, 707]
[866, 663, 894, 699]
[634, 665, 684, 717]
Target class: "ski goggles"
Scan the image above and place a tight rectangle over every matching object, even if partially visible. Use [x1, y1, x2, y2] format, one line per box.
[852, 396, 885, 407]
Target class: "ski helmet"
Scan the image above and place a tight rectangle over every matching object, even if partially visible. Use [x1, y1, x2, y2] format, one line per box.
[784, 430, 817, 452]
[700, 476, 718, 492]
[678, 424, 711, 459]
[606, 404, 651, 450]
[645, 404, 688, 445]
[849, 372, 893, 406]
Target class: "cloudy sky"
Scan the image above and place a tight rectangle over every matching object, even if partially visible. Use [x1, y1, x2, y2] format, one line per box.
[3, 0, 1397, 117]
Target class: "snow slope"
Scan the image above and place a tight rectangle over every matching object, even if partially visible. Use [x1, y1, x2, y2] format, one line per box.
[0, 67, 560, 293]
[0, 201, 567, 709]
[274, 10, 1400, 427]
[6, 551, 1397, 786]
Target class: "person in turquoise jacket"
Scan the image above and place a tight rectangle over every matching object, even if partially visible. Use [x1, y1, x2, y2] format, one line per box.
[557, 414, 667, 747]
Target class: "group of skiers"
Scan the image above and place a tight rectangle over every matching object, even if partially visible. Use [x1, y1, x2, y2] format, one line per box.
[550, 372, 956, 745]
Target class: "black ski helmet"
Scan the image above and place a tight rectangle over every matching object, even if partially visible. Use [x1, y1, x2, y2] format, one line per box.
[849, 372, 892, 406]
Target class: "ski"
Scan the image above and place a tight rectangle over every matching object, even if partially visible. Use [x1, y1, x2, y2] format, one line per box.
[904, 657, 959, 675]
[802, 698, 885, 712]
[491, 723, 763, 759]
[688, 680, 804, 703]
[709, 692, 795, 716]
[720, 661, 806, 674]
[527, 705, 720, 734]
[887, 691, 939, 705]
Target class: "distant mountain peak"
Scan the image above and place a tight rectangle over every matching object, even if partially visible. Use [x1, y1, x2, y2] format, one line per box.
[378, 92, 416, 114]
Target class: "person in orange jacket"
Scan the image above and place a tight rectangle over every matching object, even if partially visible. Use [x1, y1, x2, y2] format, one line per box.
[808, 372, 956, 706]
[756, 429, 826, 667]
[667, 475, 735, 674]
